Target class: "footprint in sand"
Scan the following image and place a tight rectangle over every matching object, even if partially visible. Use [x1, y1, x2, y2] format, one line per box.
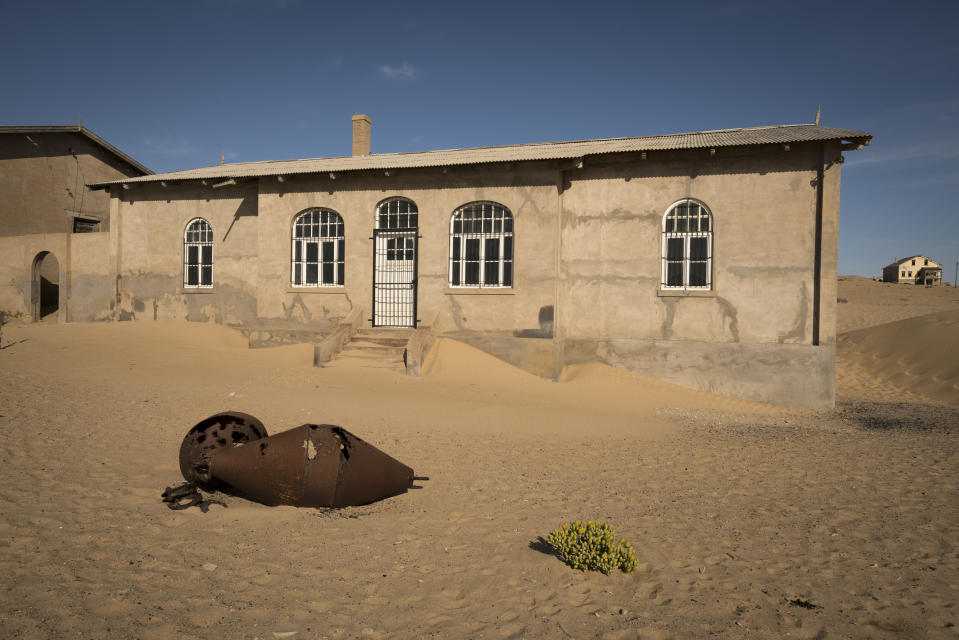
[564, 582, 591, 605]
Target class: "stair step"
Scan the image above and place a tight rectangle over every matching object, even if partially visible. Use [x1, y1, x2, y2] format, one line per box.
[325, 356, 406, 370]
[355, 328, 414, 339]
[342, 343, 405, 358]
[349, 336, 409, 347]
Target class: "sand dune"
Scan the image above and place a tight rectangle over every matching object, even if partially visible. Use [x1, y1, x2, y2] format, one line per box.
[837, 275, 959, 334]
[837, 310, 959, 406]
[1, 291, 957, 639]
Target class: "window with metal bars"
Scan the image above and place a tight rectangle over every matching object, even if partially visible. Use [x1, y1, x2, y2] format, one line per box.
[376, 197, 418, 230]
[661, 200, 712, 290]
[183, 218, 213, 288]
[449, 202, 514, 288]
[291, 208, 345, 287]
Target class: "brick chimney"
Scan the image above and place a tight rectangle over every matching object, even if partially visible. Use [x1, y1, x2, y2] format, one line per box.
[352, 114, 371, 156]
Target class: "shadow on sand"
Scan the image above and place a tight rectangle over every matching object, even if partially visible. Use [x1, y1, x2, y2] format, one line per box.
[837, 399, 959, 433]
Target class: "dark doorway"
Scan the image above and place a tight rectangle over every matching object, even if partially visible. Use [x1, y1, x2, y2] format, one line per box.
[32, 251, 60, 322]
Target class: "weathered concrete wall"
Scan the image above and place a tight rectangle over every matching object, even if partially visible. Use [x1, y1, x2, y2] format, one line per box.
[0, 132, 143, 236]
[0, 237, 27, 319]
[446, 335, 834, 408]
[256, 162, 561, 334]
[69, 232, 113, 322]
[592, 339, 834, 409]
[114, 183, 260, 324]
[557, 146, 829, 346]
[0, 233, 69, 321]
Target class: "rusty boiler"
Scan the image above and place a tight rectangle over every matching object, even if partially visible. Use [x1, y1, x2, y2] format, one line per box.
[178, 413, 422, 508]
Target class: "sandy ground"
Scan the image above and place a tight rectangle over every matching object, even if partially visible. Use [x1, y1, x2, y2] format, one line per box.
[1, 278, 957, 640]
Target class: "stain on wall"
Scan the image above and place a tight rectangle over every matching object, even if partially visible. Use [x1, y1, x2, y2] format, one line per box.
[715, 296, 740, 342]
[778, 281, 809, 344]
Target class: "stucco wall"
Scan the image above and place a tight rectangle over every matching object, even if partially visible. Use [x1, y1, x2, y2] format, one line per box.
[69, 232, 114, 322]
[113, 183, 260, 324]
[557, 147, 830, 346]
[0, 132, 143, 236]
[255, 162, 560, 334]
[0, 233, 69, 321]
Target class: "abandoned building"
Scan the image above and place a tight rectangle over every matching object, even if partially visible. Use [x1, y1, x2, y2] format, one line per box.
[882, 255, 943, 286]
[0, 116, 871, 408]
[0, 124, 151, 321]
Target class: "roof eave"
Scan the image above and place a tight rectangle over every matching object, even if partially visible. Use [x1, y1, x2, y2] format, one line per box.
[0, 125, 152, 175]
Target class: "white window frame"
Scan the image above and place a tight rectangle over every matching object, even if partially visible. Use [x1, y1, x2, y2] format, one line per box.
[448, 201, 514, 288]
[183, 217, 213, 288]
[375, 196, 419, 231]
[291, 208, 345, 288]
[661, 199, 713, 291]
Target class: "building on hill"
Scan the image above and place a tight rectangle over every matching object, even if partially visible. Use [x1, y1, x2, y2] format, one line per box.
[0, 117, 872, 408]
[0, 125, 151, 322]
[882, 256, 942, 286]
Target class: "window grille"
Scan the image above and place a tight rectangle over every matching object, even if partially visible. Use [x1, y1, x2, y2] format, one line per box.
[449, 202, 514, 288]
[661, 200, 712, 290]
[73, 217, 100, 233]
[376, 197, 418, 230]
[183, 218, 213, 288]
[291, 209, 345, 287]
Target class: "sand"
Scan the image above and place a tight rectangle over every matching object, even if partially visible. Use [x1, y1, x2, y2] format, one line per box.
[1, 278, 957, 639]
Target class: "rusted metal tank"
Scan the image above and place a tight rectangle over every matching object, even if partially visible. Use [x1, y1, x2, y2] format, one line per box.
[178, 411, 269, 490]
[178, 414, 419, 508]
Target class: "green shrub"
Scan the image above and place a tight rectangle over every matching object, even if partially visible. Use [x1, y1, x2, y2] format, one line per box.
[546, 520, 638, 574]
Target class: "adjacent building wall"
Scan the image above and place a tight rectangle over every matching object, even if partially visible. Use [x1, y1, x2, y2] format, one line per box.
[0, 132, 143, 236]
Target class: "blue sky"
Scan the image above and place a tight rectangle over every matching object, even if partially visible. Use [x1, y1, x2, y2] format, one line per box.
[2, 0, 957, 281]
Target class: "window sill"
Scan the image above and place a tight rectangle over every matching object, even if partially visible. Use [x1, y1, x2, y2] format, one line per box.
[658, 289, 716, 298]
[286, 287, 347, 294]
[180, 288, 215, 294]
[445, 287, 515, 295]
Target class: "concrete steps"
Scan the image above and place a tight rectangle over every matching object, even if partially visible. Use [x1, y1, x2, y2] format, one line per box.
[325, 327, 413, 371]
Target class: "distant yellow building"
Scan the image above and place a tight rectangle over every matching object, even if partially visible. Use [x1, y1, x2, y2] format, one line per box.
[882, 255, 942, 285]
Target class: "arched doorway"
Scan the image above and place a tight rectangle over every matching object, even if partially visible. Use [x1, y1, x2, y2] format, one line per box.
[31, 251, 60, 322]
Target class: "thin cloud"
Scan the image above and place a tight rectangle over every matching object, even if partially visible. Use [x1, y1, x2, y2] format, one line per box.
[902, 169, 959, 189]
[379, 63, 417, 79]
[843, 133, 959, 169]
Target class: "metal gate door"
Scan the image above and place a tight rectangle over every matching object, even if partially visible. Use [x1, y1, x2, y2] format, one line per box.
[372, 229, 417, 327]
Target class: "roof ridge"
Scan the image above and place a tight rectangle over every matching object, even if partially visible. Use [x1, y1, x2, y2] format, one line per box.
[89, 122, 871, 188]
[193, 123, 859, 171]
[0, 124, 152, 175]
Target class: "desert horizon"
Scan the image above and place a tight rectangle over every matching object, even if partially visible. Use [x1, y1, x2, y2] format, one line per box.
[1, 275, 957, 639]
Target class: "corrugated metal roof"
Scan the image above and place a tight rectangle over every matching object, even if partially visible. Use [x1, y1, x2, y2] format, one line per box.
[89, 123, 869, 188]
[0, 125, 152, 175]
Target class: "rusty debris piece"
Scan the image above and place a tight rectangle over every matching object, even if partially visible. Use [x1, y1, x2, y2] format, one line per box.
[161, 483, 227, 512]
[177, 414, 423, 508]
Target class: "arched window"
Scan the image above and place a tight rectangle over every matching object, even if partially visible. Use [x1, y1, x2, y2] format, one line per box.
[662, 199, 712, 290]
[376, 197, 418, 230]
[183, 218, 213, 288]
[449, 202, 513, 288]
[375, 198, 417, 264]
[292, 208, 345, 286]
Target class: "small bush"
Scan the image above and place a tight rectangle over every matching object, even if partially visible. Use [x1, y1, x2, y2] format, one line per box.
[546, 520, 637, 574]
